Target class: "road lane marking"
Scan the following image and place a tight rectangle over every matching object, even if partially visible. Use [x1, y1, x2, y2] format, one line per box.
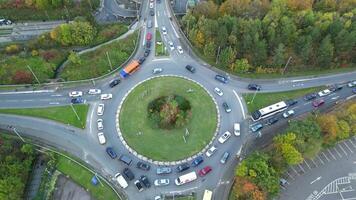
[348, 139, 356, 148]
[298, 164, 306, 173]
[338, 143, 348, 156]
[23, 99, 33, 102]
[310, 158, 318, 167]
[304, 160, 311, 170]
[0, 90, 54, 94]
[232, 90, 246, 119]
[49, 102, 59, 105]
[51, 94, 62, 97]
[286, 172, 295, 180]
[157, 11, 160, 16]
[310, 176, 322, 184]
[317, 155, 325, 165]
[327, 149, 337, 160]
[290, 166, 300, 176]
[321, 152, 330, 162]
[333, 146, 343, 158]
[303, 102, 311, 105]
[343, 141, 353, 153]
[291, 78, 314, 83]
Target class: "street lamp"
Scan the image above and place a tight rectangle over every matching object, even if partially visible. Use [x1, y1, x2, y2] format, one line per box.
[26, 65, 40, 85]
[12, 127, 26, 143]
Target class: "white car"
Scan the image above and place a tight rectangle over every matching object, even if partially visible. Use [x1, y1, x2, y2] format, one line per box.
[218, 131, 232, 144]
[88, 89, 101, 95]
[177, 46, 183, 54]
[283, 110, 295, 118]
[101, 93, 112, 100]
[153, 68, 163, 74]
[214, 87, 223, 96]
[97, 132, 106, 144]
[162, 26, 167, 35]
[97, 119, 104, 130]
[206, 145, 217, 157]
[69, 91, 83, 97]
[168, 41, 174, 50]
[97, 104, 104, 116]
[347, 80, 356, 87]
[154, 179, 170, 186]
[318, 89, 331, 97]
[149, 2, 154, 8]
[234, 123, 240, 136]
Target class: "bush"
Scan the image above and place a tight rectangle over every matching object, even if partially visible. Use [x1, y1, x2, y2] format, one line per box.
[5, 44, 21, 54]
[12, 70, 33, 84]
[50, 21, 96, 46]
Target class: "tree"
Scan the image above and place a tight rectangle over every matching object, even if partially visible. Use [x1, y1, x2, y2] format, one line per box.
[70, 21, 96, 45]
[272, 43, 286, 67]
[68, 51, 82, 65]
[233, 58, 252, 73]
[317, 114, 339, 145]
[219, 46, 236, 69]
[203, 41, 216, 59]
[281, 143, 303, 165]
[12, 70, 33, 84]
[20, 144, 34, 155]
[316, 35, 334, 67]
[337, 120, 350, 140]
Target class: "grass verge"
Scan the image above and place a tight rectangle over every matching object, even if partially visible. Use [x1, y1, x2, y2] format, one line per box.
[243, 87, 323, 113]
[0, 104, 88, 129]
[155, 28, 168, 56]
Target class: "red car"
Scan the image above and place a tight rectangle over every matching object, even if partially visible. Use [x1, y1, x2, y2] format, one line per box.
[312, 99, 325, 107]
[198, 166, 212, 177]
[146, 32, 152, 41]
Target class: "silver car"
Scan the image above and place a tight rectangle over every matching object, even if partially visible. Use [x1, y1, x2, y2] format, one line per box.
[156, 167, 172, 175]
[154, 179, 170, 186]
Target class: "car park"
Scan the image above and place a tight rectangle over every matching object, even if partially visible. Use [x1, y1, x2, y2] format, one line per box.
[97, 132, 106, 144]
[267, 117, 279, 125]
[88, 89, 101, 95]
[137, 162, 151, 171]
[185, 65, 195, 73]
[106, 147, 117, 159]
[162, 26, 167, 35]
[247, 84, 261, 90]
[156, 167, 172, 175]
[149, 9, 155, 16]
[101, 93, 112, 100]
[191, 156, 203, 167]
[220, 152, 230, 164]
[134, 180, 143, 192]
[69, 91, 83, 97]
[109, 79, 120, 88]
[214, 87, 223, 96]
[97, 119, 103, 130]
[347, 80, 356, 87]
[115, 173, 128, 189]
[176, 163, 190, 173]
[139, 57, 146, 64]
[123, 168, 135, 181]
[152, 68, 163, 74]
[218, 131, 231, 144]
[318, 89, 331, 97]
[146, 32, 152, 41]
[198, 166, 212, 177]
[234, 123, 240, 136]
[222, 102, 231, 113]
[97, 104, 104, 115]
[250, 123, 263, 132]
[313, 99, 325, 107]
[286, 99, 298, 106]
[154, 179, 170, 186]
[71, 97, 85, 104]
[283, 110, 295, 118]
[206, 146, 217, 157]
[215, 75, 228, 84]
[144, 49, 150, 57]
[119, 155, 132, 166]
[140, 175, 151, 188]
[168, 41, 174, 50]
[304, 93, 317, 101]
[177, 46, 183, 54]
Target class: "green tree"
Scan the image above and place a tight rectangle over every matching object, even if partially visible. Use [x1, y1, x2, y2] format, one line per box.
[272, 43, 286, 67]
[68, 51, 82, 65]
[281, 143, 303, 165]
[203, 41, 216, 59]
[70, 21, 96, 45]
[20, 144, 34, 155]
[337, 120, 350, 140]
[317, 35, 334, 67]
[233, 58, 252, 73]
[219, 46, 236, 69]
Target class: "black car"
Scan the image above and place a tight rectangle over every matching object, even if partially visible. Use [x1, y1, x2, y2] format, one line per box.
[304, 93, 317, 101]
[106, 147, 117, 159]
[215, 74, 228, 84]
[138, 57, 146, 64]
[176, 163, 190, 173]
[286, 99, 298, 106]
[140, 175, 151, 188]
[136, 161, 150, 171]
[123, 168, 135, 181]
[149, 10, 155, 16]
[267, 117, 279, 125]
[222, 102, 231, 113]
[134, 180, 143, 192]
[144, 49, 150, 57]
[146, 41, 151, 48]
[71, 97, 84, 104]
[109, 79, 120, 88]
[329, 84, 343, 92]
[185, 65, 196, 73]
[247, 83, 261, 91]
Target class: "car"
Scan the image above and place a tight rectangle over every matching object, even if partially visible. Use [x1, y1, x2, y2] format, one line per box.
[149, 2, 154, 8]
[144, 49, 150, 57]
[304, 93, 317, 101]
[106, 147, 117, 159]
[280, 178, 288, 187]
[318, 89, 331, 97]
[250, 123, 263, 132]
[176, 163, 190, 173]
[220, 152, 230, 164]
[215, 74, 228, 84]
[156, 167, 172, 175]
[97, 119, 104, 130]
[347, 80, 356, 88]
[206, 145, 217, 157]
[233, 123, 240, 136]
[155, 196, 161, 200]
[101, 93, 112, 100]
[222, 102, 231, 113]
[286, 99, 298, 106]
[139, 57, 146, 64]
[218, 131, 232, 144]
[147, 20, 153, 28]
[283, 110, 295, 118]
[109, 79, 120, 88]
[214, 87, 223, 96]
[247, 84, 261, 91]
[313, 99, 325, 107]
[134, 180, 144, 192]
[119, 155, 132, 166]
[168, 41, 174, 50]
[88, 89, 101, 95]
[69, 91, 83, 97]
[154, 179, 170, 186]
[71, 97, 85, 104]
[146, 32, 152, 41]
[146, 41, 151, 48]
[149, 9, 155, 16]
[152, 68, 163, 74]
[97, 103, 104, 116]
[329, 84, 343, 92]
[123, 168, 135, 181]
[353, 88, 356, 94]
[137, 162, 151, 171]
[191, 156, 203, 167]
[267, 117, 279, 125]
[115, 173, 128, 188]
[198, 166, 212, 177]
[0, 18, 12, 25]
[177, 46, 183, 54]
[162, 26, 167, 35]
[185, 65, 196, 73]
[97, 132, 106, 144]
[140, 175, 151, 188]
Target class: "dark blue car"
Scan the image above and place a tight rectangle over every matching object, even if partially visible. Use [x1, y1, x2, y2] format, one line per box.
[215, 75, 228, 84]
[106, 147, 117, 159]
[71, 97, 85, 104]
[191, 156, 204, 167]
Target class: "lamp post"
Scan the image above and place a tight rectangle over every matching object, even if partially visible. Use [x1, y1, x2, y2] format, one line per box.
[26, 65, 40, 85]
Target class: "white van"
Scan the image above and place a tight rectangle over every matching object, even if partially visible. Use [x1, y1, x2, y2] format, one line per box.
[234, 123, 240, 136]
[97, 104, 104, 116]
[175, 171, 197, 186]
[115, 173, 128, 188]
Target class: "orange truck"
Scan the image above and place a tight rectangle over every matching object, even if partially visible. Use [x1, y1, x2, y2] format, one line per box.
[119, 60, 140, 78]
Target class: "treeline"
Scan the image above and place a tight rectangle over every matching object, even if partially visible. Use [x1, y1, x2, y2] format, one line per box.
[232, 101, 356, 199]
[181, 0, 356, 75]
[1, 0, 75, 9]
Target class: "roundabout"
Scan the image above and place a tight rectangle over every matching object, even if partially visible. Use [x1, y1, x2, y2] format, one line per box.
[117, 76, 218, 162]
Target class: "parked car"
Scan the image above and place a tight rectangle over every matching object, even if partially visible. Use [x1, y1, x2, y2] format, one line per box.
[168, 41, 174, 50]
[162, 26, 167, 35]
[191, 156, 204, 167]
[152, 68, 163, 74]
[69, 91, 83, 97]
[71, 97, 85, 104]
[97, 132, 106, 144]
[106, 147, 117, 159]
[185, 65, 196, 73]
[88, 89, 101, 95]
[206, 146, 217, 157]
[149, 9, 155, 16]
[154, 179, 170, 186]
[140, 175, 151, 188]
[109, 79, 120, 88]
[234, 123, 240, 136]
[218, 131, 232, 144]
[267, 117, 279, 125]
[214, 87, 223, 96]
[318, 89, 331, 97]
[347, 80, 356, 88]
[286, 99, 298, 106]
[176, 163, 190, 173]
[220, 152, 230, 164]
[123, 168, 135, 181]
[156, 167, 172, 175]
[115, 173, 128, 189]
[144, 49, 150, 57]
[215, 75, 228, 84]
[97, 119, 104, 130]
[312, 99, 325, 107]
[250, 123, 263, 132]
[101, 93, 112, 100]
[97, 104, 104, 116]
[283, 110, 295, 118]
[198, 166, 212, 177]
[139, 57, 146, 64]
[222, 102, 231, 113]
[134, 180, 143, 192]
[137, 162, 151, 171]
[177, 46, 183, 54]
[119, 155, 132, 166]
[247, 84, 261, 91]
[304, 93, 317, 101]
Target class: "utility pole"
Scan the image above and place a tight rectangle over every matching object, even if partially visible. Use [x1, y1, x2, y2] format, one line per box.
[282, 56, 292, 75]
[12, 127, 25, 143]
[106, 51, 113, 71]
[26, 65, 40, 85]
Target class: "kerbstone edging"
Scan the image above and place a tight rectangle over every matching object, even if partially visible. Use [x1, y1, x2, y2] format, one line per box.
[115, 75, 221, 166]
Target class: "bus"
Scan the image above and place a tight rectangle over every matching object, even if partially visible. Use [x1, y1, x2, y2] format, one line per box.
[251, 101, 288, 121]
[203, 190, 213, 200]
[119, 60, 140, 78]
[175, 171, 197, 186]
